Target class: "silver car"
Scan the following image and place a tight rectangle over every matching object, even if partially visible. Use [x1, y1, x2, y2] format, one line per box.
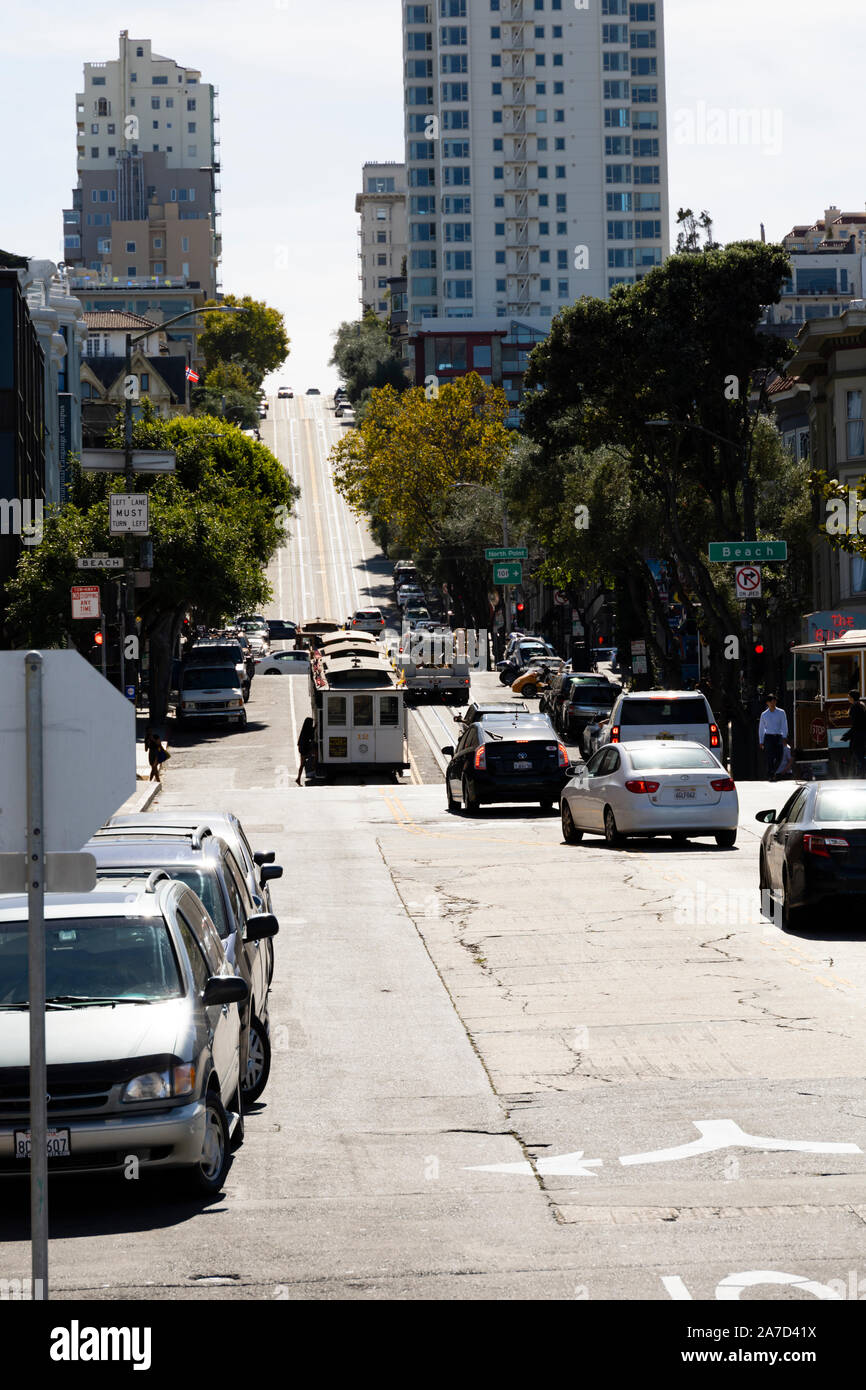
[0, 877, 254, 1194]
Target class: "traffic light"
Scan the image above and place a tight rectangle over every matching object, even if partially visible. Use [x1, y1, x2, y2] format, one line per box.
[93, 630, 104, 647]
[515, 601, 525, 615]
[753, 642, 765, 656]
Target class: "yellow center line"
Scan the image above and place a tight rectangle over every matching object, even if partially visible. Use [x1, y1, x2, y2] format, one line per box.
[304, 416, 335, 618]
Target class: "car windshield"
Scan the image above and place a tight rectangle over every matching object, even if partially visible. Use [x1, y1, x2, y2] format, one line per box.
[355, 611, 381, 619]
[620, 698, 708, 725]
[182, 668, 241, 690]
[570, 686, 618, 705]
[815, 790, 866, 822]
[0, 917, 182, 1007]
[627, 747, 717, 770]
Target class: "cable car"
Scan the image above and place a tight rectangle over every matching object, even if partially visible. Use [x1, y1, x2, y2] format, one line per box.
[308, 648, 409, 777]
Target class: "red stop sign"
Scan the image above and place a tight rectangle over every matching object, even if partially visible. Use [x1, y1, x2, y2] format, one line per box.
[810, 717, 827, 745]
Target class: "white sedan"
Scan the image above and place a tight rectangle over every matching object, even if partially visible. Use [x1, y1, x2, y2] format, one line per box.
[255, 650, 311, 675]
[560, 740, 739, 848]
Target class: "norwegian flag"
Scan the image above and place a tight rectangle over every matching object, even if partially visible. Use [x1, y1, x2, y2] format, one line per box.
[185, 366, 200, 383]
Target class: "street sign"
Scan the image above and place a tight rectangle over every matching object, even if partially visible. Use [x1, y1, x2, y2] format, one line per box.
[735, 564, 762, 600]
[631, 639, 647, 656]
[110, 493, 149, 535]
[632, 654, 648, 675]
[125, 684, 136, 701]
[493, 561, 522, 585]
[76, 556, 124, 570]
[708, 541, 787, 562]
[71, 585, 100, 619]
[553, 589, 569, 606]
[80, 449, 176, 473]
[0, 651, 135, 853]
[485, 547, 528, 561]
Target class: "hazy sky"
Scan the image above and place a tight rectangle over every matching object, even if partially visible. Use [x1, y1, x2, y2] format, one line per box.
[0, 0, 859, 387]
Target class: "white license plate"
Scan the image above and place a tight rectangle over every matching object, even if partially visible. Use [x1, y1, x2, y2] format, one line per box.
[14, 1128, 71, 1159]
[513, 762, 534, 771]
[674, 789, 697, 800]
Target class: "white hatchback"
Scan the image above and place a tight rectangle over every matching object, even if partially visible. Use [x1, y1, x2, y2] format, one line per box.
[254, 650, 311, 675]
[560, 740, 738, 848]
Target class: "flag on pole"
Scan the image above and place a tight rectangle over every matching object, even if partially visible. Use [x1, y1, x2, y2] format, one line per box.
[185, 367, 200, 383]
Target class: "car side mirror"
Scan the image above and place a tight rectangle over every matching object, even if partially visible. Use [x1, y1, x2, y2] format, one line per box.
[441, 745, 455, 757]
[202, 975, 249, 1007]
[244, 912, 279, 942]
[253, 850, 275, 866]
[755, 809, 777, 824]
[260, 864, 283, 883]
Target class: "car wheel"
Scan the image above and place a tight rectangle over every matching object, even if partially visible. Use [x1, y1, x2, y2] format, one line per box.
[241, 1014, 272, 1104]
[781, 870, 805, 932]
[604, 806, 623, 847]
[462, 774, 480, 816]
[715, 829, 737, 848]
[758, 849, 774, 921]
[540, 799, 556, 813]
[186, 1086, 231, 1196]
[561, 802, 583, 845]
[237, 711, 247, 727]
[263, 668, 280, 675]
[446, 779, 459, 814]
[522, 683, 538, 700]
[670, 832, 688, 844]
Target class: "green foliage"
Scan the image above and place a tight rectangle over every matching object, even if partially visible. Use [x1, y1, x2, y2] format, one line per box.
[198, 294, 290, 390]
[329, 310, 409, 406]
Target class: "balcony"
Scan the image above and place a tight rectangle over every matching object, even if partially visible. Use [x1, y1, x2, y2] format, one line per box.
[508, 0, 524, 16]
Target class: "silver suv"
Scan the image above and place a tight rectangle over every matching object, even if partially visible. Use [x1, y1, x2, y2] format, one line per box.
[0, 877, 255, 1195]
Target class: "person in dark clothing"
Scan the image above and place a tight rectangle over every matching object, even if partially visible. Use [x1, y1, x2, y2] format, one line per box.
[842, 688, 866, 777]
[296, 716, 316, 785]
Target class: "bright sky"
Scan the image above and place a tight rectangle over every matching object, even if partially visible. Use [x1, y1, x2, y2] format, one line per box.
[0, 0, 859, 388]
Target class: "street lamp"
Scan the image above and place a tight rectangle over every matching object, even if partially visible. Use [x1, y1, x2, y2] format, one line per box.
[120, 304, 248, 701]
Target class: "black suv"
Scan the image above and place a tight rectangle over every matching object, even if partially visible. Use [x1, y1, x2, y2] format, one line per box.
[551, 674, 619, 741]
[442, 709, 569, 814]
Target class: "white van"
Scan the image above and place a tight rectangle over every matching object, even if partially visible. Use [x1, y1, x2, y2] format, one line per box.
[601, 690, 721, 752]
[177, 665, 247, 726]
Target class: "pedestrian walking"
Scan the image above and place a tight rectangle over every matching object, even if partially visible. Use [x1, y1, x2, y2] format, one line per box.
[758, 693, 788, 781]
[296, 715, 316, 785]
[841, 688, 866, 778]
[145, 729, 169, 783]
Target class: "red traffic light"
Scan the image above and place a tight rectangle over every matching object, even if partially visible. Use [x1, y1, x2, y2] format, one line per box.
[93, 631, 104, 646]
[754, 643, 764, 655]
[516, 602, 525, 613]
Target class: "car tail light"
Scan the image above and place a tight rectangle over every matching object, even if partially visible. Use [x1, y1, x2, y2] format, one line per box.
[709, 723, 721, 748]
[625, 779, 660, 794]
[557, 742, 569, 767]
[803, 834, 848, 858]
[710, 777, 735, 791]
[610, 725, 620, 742]
[474, 745, 487, 771]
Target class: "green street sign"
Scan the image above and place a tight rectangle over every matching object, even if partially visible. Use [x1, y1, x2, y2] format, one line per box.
[485, 547, 528, 561]
[493, 561, 522, 585]
[708, 540, 788, 563]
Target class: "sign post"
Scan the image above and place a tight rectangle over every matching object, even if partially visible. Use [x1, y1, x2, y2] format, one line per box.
[25, 653, 47, 1301]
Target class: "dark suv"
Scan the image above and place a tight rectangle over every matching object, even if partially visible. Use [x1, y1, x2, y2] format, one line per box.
[554, 674, 619, 741]
[186, 640, 251, 699]
[442, 710, 569, 814]
[87, 828, 280, 1104]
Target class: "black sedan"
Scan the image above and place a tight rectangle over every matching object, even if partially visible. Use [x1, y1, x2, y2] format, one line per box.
[757, 780, 866, 930]
[442, 712, 570, 814]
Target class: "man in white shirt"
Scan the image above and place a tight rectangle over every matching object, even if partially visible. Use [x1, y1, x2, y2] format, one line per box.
[758, 693, 788, 781]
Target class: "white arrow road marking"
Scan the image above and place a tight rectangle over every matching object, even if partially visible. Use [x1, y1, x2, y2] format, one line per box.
[620, 1119, 862, 1166]
[466, 1151, 603, 1177]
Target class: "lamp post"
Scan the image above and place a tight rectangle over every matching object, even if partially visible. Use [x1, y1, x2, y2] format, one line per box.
[121, 304, 247, 706]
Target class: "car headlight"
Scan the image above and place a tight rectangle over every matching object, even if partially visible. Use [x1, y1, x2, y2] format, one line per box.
[121, 1064, 196, 1102]
[182, 701, 194, 710]
[229, 698, 242, 708]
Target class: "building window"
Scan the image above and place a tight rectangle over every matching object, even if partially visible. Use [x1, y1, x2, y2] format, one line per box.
[555, 165, 566, 178]
[136, 45, 144, 56]
[848, 391, 865, 459]
[126, 241, 136, 252]
[539, 221, 549, 235]
[107, 146, 116, 156]
[152, 263, 164, 275]
[92, 76, 106, 86]
[188, 122, 196, 132]
[540, 277, 551, 291]
[537, 138, 548, 151]
[154, 237, 163, 249]
[494, 222, 505, 235]
[558, 279, 569, 296]
[539, 250, 550, 264]
[181, 236, 190, 252]
[554, 137, 565, 150]
[605, 108, 631, 128]
[492, 81, 502, 94]
[377, 254, 388, 265]
[127, 266, 137, 275]
[90, 147, 99, 158]
[140, 373, 149, 390]
[496, 278, 507, 292]
[495, 250, 506, 264]
[444, 251, 472, 271]
[555, 194, 566, 212]
[91, 123, 99, 134]
[152, 98, 161, 109]
[187, 98, 196, 110]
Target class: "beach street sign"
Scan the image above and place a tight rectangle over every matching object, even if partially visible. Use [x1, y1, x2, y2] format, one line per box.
[708, 541, 787, 563]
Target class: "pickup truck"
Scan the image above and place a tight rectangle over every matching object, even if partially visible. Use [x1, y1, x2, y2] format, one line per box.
[396, 629, 471, 704]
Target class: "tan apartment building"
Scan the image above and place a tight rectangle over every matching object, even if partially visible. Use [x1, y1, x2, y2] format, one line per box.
[763, 206, 866, 336]
[355, 163, 408, 319]
[62, 31, 220, 299]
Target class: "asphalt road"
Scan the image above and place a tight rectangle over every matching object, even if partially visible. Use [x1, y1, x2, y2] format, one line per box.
[4, 393, 865, 1302]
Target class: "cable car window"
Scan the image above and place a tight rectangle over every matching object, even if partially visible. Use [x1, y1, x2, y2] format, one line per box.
[327, 695, 347, 726]
[827, 651, 861, 699]
[354, 695, 374, 726]
[379, 696, 399, 726]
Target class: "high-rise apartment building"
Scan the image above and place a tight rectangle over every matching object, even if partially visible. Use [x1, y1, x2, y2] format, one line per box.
[761, 207, 866, 337]
[62, 31, 220, 301]
[401, 0, 669, 330]
[355, 163, 408, 317]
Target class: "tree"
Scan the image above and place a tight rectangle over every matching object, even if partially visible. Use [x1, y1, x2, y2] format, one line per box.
[198, 294, 290, 390]
[676, 207, 720, 254]
[329, 309, 409, 407]
[192, 361, 260, 429]
[520, 240, 810, 769]
[331, 374, 513, 626]
[4, 412, 298, 723]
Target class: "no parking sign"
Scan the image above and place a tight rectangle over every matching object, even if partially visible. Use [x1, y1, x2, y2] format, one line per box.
[734, 564, 762, 600]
